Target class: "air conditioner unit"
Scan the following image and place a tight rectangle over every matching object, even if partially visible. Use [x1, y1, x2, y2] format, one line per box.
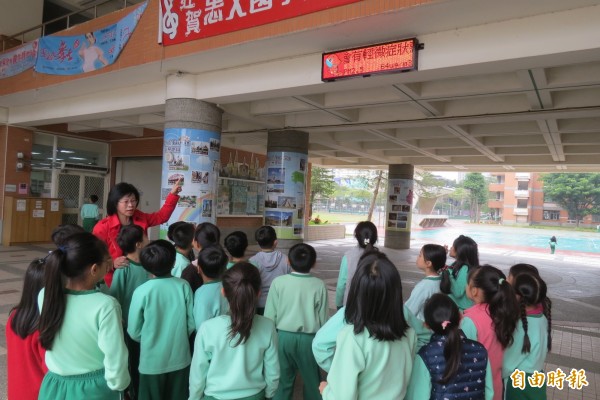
[59, 162, 110, 174]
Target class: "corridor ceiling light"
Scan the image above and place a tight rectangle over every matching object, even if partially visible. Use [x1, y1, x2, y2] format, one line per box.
[60, 149, 75, 153]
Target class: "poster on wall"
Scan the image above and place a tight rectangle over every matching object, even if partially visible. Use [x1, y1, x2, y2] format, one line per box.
[35, 1, 147, 75]
[159, 127, 221, 238]
[0, 40, 38, 79]
[264, 151, 307, 239]
[386, 179, 414, 232]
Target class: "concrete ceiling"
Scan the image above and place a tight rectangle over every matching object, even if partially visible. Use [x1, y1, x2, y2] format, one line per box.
[5, 0, 600, 172]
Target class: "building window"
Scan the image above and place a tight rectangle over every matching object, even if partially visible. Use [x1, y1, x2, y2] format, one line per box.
[543, 210, 560, 220]
[496, 175, 504, 184]
[517, 199, 528, 208]
[592, 214, 600, 223]
[517, 181, 529, 190]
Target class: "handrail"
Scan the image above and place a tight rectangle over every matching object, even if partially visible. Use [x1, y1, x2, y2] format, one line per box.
[1, 0, 132, 53]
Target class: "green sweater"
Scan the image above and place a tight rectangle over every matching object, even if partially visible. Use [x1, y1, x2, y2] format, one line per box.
[172, 251, 190, 278]
[502, 314, 548, 377]
[448, 264, 474, 311]
[322, 324, 416, 400]
[108, 259, 149, 326]
[189, 315, 280, 399]
[193, 280, 229, 331]
[264, 272, 328, 333]
[405, 276, 441, 321]
[39, 289, 130, 391]
[335, 256, 348, 308]
[127, 276, 195, 374]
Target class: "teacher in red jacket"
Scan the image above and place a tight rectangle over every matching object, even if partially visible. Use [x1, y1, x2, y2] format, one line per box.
[93, 179, 182, 287]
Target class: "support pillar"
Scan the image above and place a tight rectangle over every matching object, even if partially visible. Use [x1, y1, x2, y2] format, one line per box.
[160, 74, 223, 237]
[384, 164, 414, 249]
[265, 130, 309, 249]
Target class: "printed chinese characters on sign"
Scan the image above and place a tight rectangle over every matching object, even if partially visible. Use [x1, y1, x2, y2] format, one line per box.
[160, 0, 363, 45]
[510, 368, 589, 391]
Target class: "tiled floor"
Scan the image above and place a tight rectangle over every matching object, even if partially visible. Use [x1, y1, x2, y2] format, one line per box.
[0, 239, 598, 399]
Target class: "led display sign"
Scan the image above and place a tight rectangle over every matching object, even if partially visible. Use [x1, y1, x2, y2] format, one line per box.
[322, 38, 418, 81]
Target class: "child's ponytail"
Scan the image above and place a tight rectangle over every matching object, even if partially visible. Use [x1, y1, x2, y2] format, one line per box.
[512, 272, 552, 353]
[423, 293, 462, 384]
[469, 266, 519, 349]
[38, 233, 109, 350]
[354, 221, 378, 251]
[222, 262, 261, 346]
[11, 259, 46, 338]
[518, 298, 530, 353]
[440, 269, 451, 294]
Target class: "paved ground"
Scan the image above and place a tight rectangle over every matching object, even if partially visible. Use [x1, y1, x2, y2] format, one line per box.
[0, 231, 598, 399]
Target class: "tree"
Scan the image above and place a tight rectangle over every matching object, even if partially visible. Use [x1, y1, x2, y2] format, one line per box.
[462, 173, 488, 223]
[310, 167, 336, 214]
[541, 173, 600, 227]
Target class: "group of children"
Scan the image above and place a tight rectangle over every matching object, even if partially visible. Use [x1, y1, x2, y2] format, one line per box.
[6, 218, 551, 400]
[328, 224, 551, 400]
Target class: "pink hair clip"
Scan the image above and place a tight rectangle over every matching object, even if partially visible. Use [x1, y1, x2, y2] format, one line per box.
[441, 320, 451, 330]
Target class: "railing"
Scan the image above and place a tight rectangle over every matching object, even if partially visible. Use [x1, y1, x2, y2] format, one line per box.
[514, 189, 530, 198]
[513, 208, 529, 216]
[1, 0, 133, 53]
[515, 172, 531, 180]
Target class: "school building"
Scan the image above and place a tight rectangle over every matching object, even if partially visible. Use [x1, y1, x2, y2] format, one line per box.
[2, 0, 600, 247]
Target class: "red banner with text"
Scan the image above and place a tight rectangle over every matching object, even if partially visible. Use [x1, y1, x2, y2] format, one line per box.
[160, 0, 362, 45]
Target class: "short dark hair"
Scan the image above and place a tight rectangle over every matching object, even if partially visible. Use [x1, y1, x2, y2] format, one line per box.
[421, 244, 447, 272]
[51, 224, 85, 247]
[345, 251, 408, 341]
[255, 226, 276, 248]
[224, 231, 248, 258]
[288, 243, 316, 273]
[194, 222, 221, 249]
[197, 245, 228, 279]
[172, 222, 195, 250]
[90, 195, 99, 203]
[140, 240, 176, 277]
[167, 221, 187, 241]
[116, 224, 144, 255]
[106, 182, 139, 216]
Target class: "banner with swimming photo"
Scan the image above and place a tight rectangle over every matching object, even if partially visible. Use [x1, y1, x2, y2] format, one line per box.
[35, 1, 147, 75]
[0, 40, 38, 79]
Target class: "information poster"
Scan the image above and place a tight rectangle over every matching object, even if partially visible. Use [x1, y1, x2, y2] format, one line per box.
[264, 151, 307, 239]
[386, 179, 414, 232]
[159, 127, 221, 237]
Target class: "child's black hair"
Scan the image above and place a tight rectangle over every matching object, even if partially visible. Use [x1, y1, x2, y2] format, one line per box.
[39, 233, 109, 349]
[197, 245, 228, 279]
[90, 194, 99, 203]
[354, 221, 378, 250]
[116, 224, 144, 255]
[468, 265, 519, 349]
[10, 259, 46, 338]
[255, 225, 277, 249]
[288, 243, 316, 273]
[172, 222, 195, 250]
[423, 293, 462, 384]
[421, 244, 447, 272]
[509, 263, 539, 279]
[224, 231, 249, 258]
[222, 262, 261, 346]
[194, 222, 221, 249]
[441, 235, 479, 294]
[50, 224, 85, 247]
[168, 221, 188, 241]
[140, 240, 177, 277]
[512, 273, 552, 353]
[345, 251, 408, 341]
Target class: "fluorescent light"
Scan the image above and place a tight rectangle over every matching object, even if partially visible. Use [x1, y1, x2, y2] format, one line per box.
[32, 151, 41, 155]
[60, 149, 75, 153]
[70, 157, 87, 160]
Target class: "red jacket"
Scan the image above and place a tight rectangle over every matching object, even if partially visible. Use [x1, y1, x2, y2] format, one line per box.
[93, 193, 179, 286]
[6, 312, 47, 400]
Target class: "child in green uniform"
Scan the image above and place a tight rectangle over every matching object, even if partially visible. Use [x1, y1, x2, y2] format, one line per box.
[189, 262, 280, 400]
[182, 222, 221, 293]
[38, 233, 130, 399]
[193, 245, 229, 330]
[441, 235, 480, 311]
[170, 222, 195, 278]
[320, 251, 416, 400]
[80, 194, 100, 232]
[109, 224, 149, 400]
[503, 271, 551, 400]
[224, 231, 250, 269]
[265, 243, 328, 400]
[128, 240, 195, 400]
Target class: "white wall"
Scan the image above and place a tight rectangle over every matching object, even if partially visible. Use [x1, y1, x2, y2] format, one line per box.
[0, 0, 44, 38]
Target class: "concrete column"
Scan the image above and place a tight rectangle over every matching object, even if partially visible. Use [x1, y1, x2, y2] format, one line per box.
[384, 164, 414, 249]
[160, 75, 223, 237]
[265, 130, 309, 249]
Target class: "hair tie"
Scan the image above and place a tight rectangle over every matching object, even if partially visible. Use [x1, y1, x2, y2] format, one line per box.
[364, 238, 370, 246]
[441, 320, 451, 330]
[498, 278, 505, 285]
[58, 245, 68, 253]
